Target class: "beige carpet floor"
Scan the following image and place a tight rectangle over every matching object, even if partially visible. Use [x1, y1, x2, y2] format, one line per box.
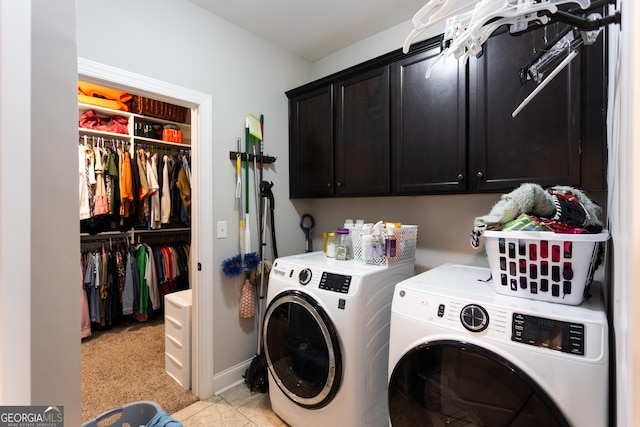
[81, 315, 199, 423]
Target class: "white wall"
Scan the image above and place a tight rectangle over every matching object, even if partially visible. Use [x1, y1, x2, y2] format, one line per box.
[77, 0, 312, 393]
[311, 0, 477, 78]
[0, 0, 81, 423]
[0, 0, 32, 404]
[608, 2, 640, 425]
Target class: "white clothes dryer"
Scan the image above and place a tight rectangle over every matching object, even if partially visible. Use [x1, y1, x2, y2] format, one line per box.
[263, 252, 415, 427]
[388, 263, 608, 427]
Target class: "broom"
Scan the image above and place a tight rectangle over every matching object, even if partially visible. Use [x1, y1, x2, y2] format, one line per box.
[222, 133, 259, 278]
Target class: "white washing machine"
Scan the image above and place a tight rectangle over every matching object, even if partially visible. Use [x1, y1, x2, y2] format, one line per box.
[388, 263, 608, 427]
[263, 251, 415, 427]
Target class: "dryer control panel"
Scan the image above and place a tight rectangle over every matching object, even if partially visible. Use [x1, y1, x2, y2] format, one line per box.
[512, 313, 585, 355]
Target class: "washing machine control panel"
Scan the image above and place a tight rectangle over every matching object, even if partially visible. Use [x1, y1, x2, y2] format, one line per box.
[319, 272, 352, 293]
[512, 313, 585, 355]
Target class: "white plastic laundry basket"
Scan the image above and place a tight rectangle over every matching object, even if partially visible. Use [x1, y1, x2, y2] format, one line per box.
[484, 229, 609, 305]
[82, 401, 164, 427]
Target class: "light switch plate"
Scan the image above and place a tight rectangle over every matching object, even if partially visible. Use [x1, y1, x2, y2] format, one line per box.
[217, 220, 227, 239]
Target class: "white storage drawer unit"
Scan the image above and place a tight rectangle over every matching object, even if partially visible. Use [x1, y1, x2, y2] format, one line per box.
[164, 289, 192, 389]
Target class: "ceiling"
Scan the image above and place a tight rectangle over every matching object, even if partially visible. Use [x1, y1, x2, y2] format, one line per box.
[187, 0, 428, 62]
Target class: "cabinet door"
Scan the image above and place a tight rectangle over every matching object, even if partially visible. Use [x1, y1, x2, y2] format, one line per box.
[334, 66, 390, 196]
[391, 43, 467, 194]
[469, 25, 581, 192]
[289, 86, 334, 198]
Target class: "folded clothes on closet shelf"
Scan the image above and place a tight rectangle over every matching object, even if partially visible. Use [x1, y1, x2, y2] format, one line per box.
[78, 80, 133, 112]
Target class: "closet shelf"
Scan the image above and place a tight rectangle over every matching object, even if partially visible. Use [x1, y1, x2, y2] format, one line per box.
[134, 135, 191, 149]
[81, 227, 191, 237]
[79, 102, 191, 145]
[78, 102, 132, 118]
[79, 127, 130, 140]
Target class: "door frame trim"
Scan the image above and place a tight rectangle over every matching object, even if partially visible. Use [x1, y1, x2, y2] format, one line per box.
[77, 57, 215, 398]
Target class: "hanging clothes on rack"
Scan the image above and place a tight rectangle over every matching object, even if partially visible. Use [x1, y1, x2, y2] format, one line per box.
[79, 137, 192, 234]
[80, 237, 190, 336]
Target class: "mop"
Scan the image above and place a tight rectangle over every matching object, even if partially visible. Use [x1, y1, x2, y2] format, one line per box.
[244, 114, 270, 393]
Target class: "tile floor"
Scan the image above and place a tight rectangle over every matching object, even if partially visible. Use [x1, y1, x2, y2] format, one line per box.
[171, 383, 289, 427]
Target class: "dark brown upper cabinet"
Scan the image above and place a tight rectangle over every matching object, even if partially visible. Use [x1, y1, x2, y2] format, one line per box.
[468, 25, 581, 192]
[288, 66, 390, 198]
[287, 25, 606, 199]
[288, 85, 334, 198]
[391, 41, 467, 194]
[335, 66, 390, 196]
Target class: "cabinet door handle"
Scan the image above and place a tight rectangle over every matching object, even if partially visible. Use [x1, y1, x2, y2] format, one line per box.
[327, 183, 332, 188]
[336, 182, 342, 187]
[477, 171, 484, 179]
[457, 174, 464, 182]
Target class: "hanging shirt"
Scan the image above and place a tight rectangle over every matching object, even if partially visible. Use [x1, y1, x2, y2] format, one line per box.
[93, 146, 109, 216]
[148, 153, 161, 229]
[122, 249, 135, 315]
[79, 145, 91, 220]
[118, 148, 134, 218]
[103, 148, 120, 216]
[176, 165, 191, 222]
[161, 155, 172, 224]
[135, 245, 149, 316]
[143, 244, 161, 310]
[80, 262, 92, 338]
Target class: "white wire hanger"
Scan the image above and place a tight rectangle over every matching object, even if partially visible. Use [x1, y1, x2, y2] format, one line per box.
[402, 0, 620, 116]
[403, 0, 594, 55]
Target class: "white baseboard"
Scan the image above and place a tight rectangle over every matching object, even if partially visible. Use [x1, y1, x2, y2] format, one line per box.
[211, 358, 253, 396]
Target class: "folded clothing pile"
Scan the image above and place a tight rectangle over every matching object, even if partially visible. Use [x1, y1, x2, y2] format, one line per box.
[80, 110, 129, 135]
[78, 81, 132, 112]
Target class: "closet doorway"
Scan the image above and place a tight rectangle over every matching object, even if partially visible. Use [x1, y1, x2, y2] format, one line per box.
[78, 58, 215, 401]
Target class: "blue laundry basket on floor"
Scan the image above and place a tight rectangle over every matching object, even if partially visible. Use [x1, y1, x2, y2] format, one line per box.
[82, 401, 164, 427]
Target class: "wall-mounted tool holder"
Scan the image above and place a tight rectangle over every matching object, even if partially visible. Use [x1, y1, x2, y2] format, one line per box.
[228, 152, 277, 164]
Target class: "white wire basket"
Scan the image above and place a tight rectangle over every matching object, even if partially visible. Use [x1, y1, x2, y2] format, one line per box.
[484, 229, 609, 305]
[352, 225, 417, 266]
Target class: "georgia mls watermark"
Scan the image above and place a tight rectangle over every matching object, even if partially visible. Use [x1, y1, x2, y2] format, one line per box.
[0, 406, 63, 427]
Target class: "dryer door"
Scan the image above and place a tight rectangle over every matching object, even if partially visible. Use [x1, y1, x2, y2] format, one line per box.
[263, 290, 342, 409]
[388, 340, 570, 427]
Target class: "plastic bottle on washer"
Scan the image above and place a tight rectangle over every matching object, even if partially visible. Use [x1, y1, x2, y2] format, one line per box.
[326, 232, 336, 258]
[385, 223, 397, 258]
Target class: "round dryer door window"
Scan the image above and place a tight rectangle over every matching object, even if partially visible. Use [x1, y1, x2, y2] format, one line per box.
[263, 290, 342, 409]
[388, 341, 570, 427]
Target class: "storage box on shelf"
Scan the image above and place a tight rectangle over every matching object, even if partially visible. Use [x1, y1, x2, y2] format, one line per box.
[483, 229, 609, 305]
[131, 95, 189, 123]
[352, 225, 418, 266]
